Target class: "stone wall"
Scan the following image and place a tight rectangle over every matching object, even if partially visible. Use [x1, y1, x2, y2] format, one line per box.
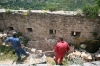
[0, 12, 100, 43]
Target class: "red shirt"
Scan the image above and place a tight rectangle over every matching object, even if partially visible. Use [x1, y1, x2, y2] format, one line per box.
[54, 41, 70, 57]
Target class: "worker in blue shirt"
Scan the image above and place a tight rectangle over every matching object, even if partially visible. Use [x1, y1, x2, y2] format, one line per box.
[5, 32, 29, 60]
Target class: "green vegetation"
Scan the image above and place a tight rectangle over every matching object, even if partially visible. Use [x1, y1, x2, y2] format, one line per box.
[0, 0, 95, 11]
[86, 40, 99, 53]
[0, 51, 17, 61]
[17, 32, 29, 46]
[5, 9, 12, 14]
[82, 5, 99, 19]
[0, 0, 100, 20]
[82, 0, 100, 20]
[74, 31, 100, 53]
[17, 32, 23, 36]
[96, 0, 100, 7]
[74, 39, 99, 53]
[0, 46, 13, 54]
[20, 36, 29, 46]
[93, 32, 98, 38]
[0, 46, 17, 61]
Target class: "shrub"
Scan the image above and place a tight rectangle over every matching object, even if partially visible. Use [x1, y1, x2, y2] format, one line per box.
[19, 36, 29, 46]
[93, 32, 98, 38]
[96, 0, 100, 7]
[0, 46, 13, 54]
[17, 32, 22, 36]
[80, 40, 99, 53]
[6, 9, 12, 14]
[17, 32, 29, 46]
[76, 9, 83, 16]
[74, 43, 80, 49]
[46, 6, 58, 12]
[83, 5, 99, 19]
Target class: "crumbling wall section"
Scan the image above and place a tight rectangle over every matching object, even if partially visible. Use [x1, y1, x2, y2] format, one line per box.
[0, 12, 100, 44]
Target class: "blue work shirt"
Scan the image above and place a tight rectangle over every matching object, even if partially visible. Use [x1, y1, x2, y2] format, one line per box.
[5, 36, 21, 50]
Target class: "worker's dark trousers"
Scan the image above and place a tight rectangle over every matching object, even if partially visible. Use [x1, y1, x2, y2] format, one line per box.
[15, 47, 28, 58]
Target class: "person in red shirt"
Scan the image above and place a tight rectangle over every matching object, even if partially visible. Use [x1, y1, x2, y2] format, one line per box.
[54, 37, 70, 65]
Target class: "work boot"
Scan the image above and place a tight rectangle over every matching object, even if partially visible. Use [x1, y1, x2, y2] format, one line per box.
[59, 63, 63, 66]
[17, 58, 21, 61]
[26, 54, 29, 57]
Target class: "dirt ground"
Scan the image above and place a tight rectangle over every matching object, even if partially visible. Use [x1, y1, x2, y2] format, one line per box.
[0, 56, 55, 66]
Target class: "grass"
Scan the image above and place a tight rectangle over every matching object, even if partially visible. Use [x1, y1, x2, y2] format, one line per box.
[63, 56, 69, 66]
[46, 55, 83, 66]
[46, 56, 69, 66]
[0, 45, 29, 64]
[46, 57, 56, 65]
[0, 50, 18, 61]
[0, 46, 18, 61]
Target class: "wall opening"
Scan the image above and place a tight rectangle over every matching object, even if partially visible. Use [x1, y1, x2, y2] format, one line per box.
[71, 31, 81, 36]
[49, 29, 56, 34]
[9, 27, 14, 30]
[26, 28, 33, 32]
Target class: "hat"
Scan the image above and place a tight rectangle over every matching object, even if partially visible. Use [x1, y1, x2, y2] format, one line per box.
[12, 32, 18, 37]
[13, 32, 17, 35]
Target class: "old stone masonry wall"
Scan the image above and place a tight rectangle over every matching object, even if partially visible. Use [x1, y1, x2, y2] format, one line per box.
[0, 11, 100, 43]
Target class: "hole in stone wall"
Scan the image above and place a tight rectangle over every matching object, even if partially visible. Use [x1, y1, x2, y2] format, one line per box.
[49, 29, 56, 34]
[71, 31, 81, 36]
[26, 28, 33, 32]
[8, 27, 14, 30]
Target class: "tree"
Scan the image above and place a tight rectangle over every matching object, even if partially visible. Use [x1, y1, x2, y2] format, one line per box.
[83, 4, 99, 19]
[82, 0, 100, 20]
[0, 5, 2, 8]
[0, 0, 96, 10]
[96, 0, 100, 7]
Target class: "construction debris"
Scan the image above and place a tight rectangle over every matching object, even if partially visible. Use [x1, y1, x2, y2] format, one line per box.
[0, 29, 100, 66]
[68, 50, 92, 62]
[94, 48, 100, 61]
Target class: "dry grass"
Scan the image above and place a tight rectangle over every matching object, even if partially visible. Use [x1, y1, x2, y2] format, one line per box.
[46, 57, 55, 65]
[0, 51, 18, 61]
[46, 56, 69, 66]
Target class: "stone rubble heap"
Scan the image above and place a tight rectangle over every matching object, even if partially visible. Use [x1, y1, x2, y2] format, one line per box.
[68, 48, 100, 62]
[0, 32, 7, 45]
[0, 30, 16, 45]
[94, 48, 100, 61]
[29, 49, 47, 65]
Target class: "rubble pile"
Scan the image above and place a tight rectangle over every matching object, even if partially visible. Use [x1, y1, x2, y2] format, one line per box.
[0, 30, 16, 44]
[94, 48, 100, 60]
[0, 32, 7, 45]
[68, 48, 100, 63]
[27, 48, 47, 65]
